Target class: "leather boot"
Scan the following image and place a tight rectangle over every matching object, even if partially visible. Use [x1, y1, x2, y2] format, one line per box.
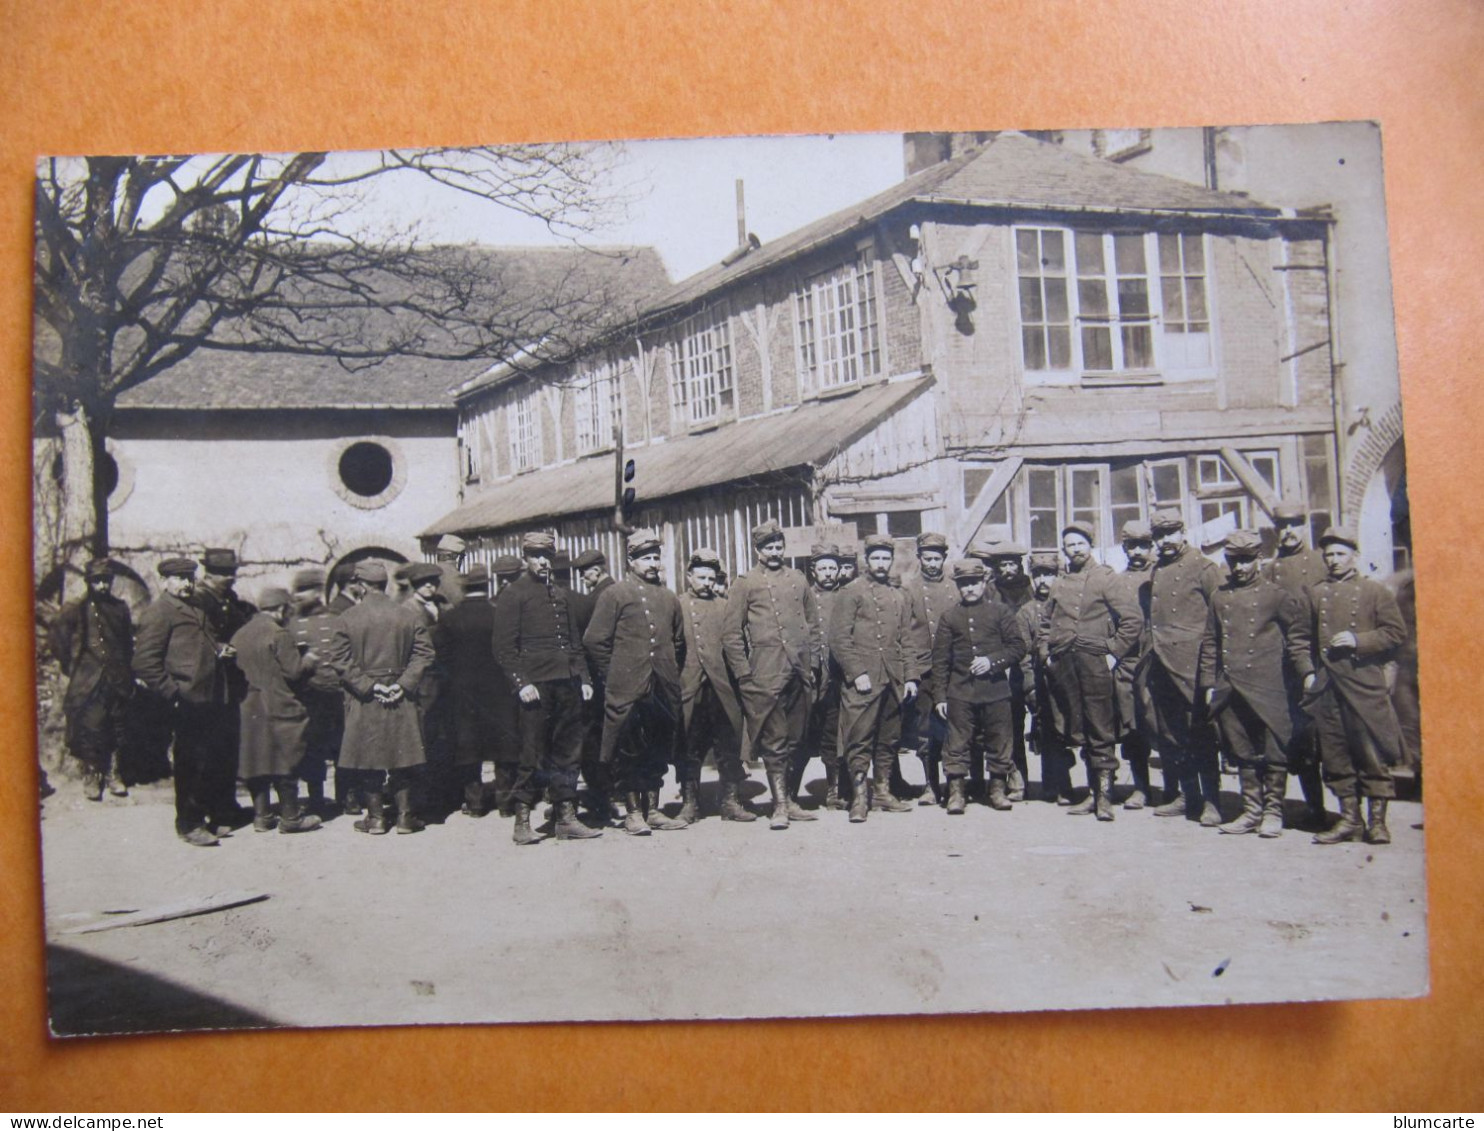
[1219, 766, 1263, 835]
[871, 773, 913, 813]
[1152, 770, 1187, 816]
[786, 770, 818, 821]
[824, 765, 846, 810]
[1198, 768, 1223, 827]
[1296, 764, 1329, 831]
[1006, 766, 1026, 803]
[106, 766, 129, 797]
[1095, 770, 1116, 822]
[354, 791, 389, 835]
[1313, 794, 1363, 844]
[394, 787, 425, 835]
[303, 778, 327, 815]
[918, 753, 942, 806]
[277, 781, 322, 833]
[719, 781, 758, 822]
[848, 771, 870, 823]
[946, 776, 967, 815]
[1123, 750, 1150, 809]
[511, 802, 542, 844]
[1066, 769, 1096, 816]
[622, 792, 651, 836]
[646, 789, 687, 831]
[251, 783, 279, 832]
[1364, 797, 1391, 845]
[767, 769, 790, 830]
[461, 777, 489, 818]
[82, 770, 104, 802]
[341, 782, 364, 816]
[1258, 768, 1287, 838]
[553, 800, 600, 841]
[677, 778, 700, 825]
[986, 775, 1012, 811]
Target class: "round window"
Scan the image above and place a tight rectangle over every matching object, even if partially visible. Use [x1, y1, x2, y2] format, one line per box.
[338, 442, 394, 498]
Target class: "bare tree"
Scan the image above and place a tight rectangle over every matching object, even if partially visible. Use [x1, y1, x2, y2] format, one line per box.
[33, 146, 639, 595]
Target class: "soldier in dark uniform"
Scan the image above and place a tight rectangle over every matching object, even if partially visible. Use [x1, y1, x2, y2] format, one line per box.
[326, 561, 435, 836]
[932, 559, 1027, 813]
[49, 559, 135, 801]
[585, 529, 688, 836]
[570, 548, 619, 824]
[721, 519, 822, 830]
[492, 532, 598, 844]
[1042, 521, 1142, 821]
[132, 557, 229, 846]
[1111, 521, 1155, 809]
[678, 548, 754, 823]
[970, 536, 1034, 800]
[837, 549, 859, 587]
[403, 562, 454, 816]
[830, 533, 919, 823]
[191, 548, 254, 826]
[440, 565, 502, 818]
[901, 532, 954, 806]
[1262, 500, 1332, 829]
[327, 561, 359, 615]
[1298, 525, 1409, 846]
[1138, 508, 1225, 825]
[231, 587, 323, 834]
[802, 543, 849, 810]
[1023, 552, 1072, 802]
[486, 554, 526, 815]
[1197, 530, 1312, 838]
[289, 568, 344, 815]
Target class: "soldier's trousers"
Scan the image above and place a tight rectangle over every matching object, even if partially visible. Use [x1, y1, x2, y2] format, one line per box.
[901, 686, 947, 760]
[943, 698, 1014, 778]
[1142, 658, 1217, 780]
[513, 678, 586, 807]
[1312, 689, 1396, 799]
[839, 683, 904, 779]
[600, 675, 681, 795]
[1214, 691, 1287, 768]
[740, 673, 809, 776]
[680, 679, 746, 784]
[1046, 650, 1119, 772]
[171, 702, 236, 835]
[64, 689, 129, 775]
[803, 680, 842, 769]
[578, 679, 611, 801]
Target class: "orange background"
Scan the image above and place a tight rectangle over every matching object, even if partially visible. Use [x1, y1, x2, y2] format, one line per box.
[3, 0, 1481, 1112]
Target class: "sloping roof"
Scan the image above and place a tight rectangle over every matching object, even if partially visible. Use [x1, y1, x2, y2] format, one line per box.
[116, 245, 670, 411]
[423, 375, 933, 536]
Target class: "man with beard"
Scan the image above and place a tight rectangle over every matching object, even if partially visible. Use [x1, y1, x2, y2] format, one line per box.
[1022, 552, 1072, 803]
[901, 532, 954, 806]
[837, 549, 859, 588]
[288, 569, 345, 816]
[722, 519, 822, 830]
[584, 530, 688, 835]
[676, 548, 754, 823]
[50, 559, 135, 802]
[970, 536, 1034, 801]
[802, 543, 849, 810]
[570, 548, 620, 824]
[1139, 508, 1225, 825]
[1262, 501, 1332, 829]
[830, 534, 919, 822]
[1041, 522, 1142, 821]
[1111, 521, 1155, 809]
[1197, 530, 1311, 838]
[403, 562, 453, 816]
[132, 558, 228, 846]
[1298, 526, 1409, 845]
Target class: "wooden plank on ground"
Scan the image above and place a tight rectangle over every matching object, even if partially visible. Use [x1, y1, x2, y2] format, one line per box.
[60, 891, 268, 935]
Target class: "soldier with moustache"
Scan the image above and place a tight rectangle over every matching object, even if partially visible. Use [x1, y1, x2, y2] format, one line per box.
[288, 568, 344, 815]
[1041, 521, 1142, 821]
[1262, 501, 1332, 829]
[492, 532, 597, 844]
[1296, 525, 1409, 846]
[830, 533, 920, 823]
[722, 519, 823, 830]
[901, 532, 955, 807]
[402, 562, 454, 816]
[970, 536, 1034, 800]
[192, 548, 255, 826]
[932, 558, 1027, 813]
[584, 529, 688, 836]
[1197, 530, 1312, 839]
[570, 548, 620, 825]
[677, 547, 755, 823]
[486, 554, 526, 815]
[132, 557, 230, 846]
[1022, 552, 1072, 803]
[1137, 508, 1225, 826]
[440, 565, 501, 818]
[1111, 521, 1156, 809]
[49, 559, 134, 803]
[802, 543, 850, 811]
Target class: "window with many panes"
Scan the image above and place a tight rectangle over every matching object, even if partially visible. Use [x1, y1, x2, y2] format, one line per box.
[796, 245, 883, 392]
[673, 307, 734, 426]
[574, 357, 619, 454]
[1016, 227, 1214, 379]
[509, 389, 542, 473]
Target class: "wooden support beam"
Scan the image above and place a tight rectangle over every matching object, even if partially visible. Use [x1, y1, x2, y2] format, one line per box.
[1219, 446, 1280, 519]
[953, 456, 1023, 554]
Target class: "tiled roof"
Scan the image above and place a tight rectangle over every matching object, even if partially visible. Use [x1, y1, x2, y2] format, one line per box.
[423, 375, 933, 536]
[116, 245, 670, 411]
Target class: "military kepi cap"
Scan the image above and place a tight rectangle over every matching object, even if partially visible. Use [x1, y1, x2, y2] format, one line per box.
[809, 542, 841, 564]
[688, 547, 723, 570]
[84, 558, 114, 580]
[492, 555, 523, 577]
[1061, 520, 1096, 543]
[572, 548, 606, 570]
[1223, 529, 1264, 558]
[1273, 500, 1307, 524]
[257, 586, 293, 610]
[863, 533, 895, 554]
[1120, 519, 1154, 543]
[1150, 508, 1185, 534]
[353, 561, 388, 584]
[916, 531, 949, 553]
[1028, 551, 1061, 573]
[291, 568, 325, 591]
[951, 558, 987, 581]
[158, 557, 197, 578]
[407, 562, 443, 586]
[1318, 524, 1360, 550]
[201, 547, 239, 575]
[521, 531, 557, 556]
[627, 528, 662, 558]
[751, 519, 784, 548]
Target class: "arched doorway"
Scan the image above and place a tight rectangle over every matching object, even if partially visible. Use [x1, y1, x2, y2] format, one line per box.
[1358, 439, 1409, 576]
[328, 546, 408, 599]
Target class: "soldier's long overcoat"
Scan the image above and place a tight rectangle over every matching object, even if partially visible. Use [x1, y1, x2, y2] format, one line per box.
[679, 589, 742, 734]
[327, 590, 433, 771]
[1138, 544, 1224, 702]
[1197, 577, 1312, 745]
[231, 612, 312, 779]
[720, 566, 819, 695]
[583, 574, 686, 712]
[133, 593, 224, 705]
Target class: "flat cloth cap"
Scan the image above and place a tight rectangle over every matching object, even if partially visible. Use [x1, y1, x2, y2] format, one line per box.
[201, 548, 239, 574]
[393, 562, 415, 581]
[257, 586, 293, 610]
[291, 568, 325, 591]
[1150, 508, 1186, 534]
[572, 548, 606, 570]
[1318, 524, 1360, 550]
[492, 555, 523, 577]
[973, 538, 1029, 559]
[1223, 529, 1264, 558]
[751, 519, 785, 548]
[158, 557, 198, 578]
[522, 531, 557, 555]
[916, 531, 949, 553]
[1273, 500, 1308, 524]
[1028, 551, 1062, 573]
[1061, 520, 1096, 543]
[627, 529, 662, 557]
[809, 542, 841, 563]
[688, 547, 723, 570]
[353, 561, 388, 584]
[460, 564, 490, 588]
[951, 558, 988, 581]
[1121, 519, 1154, 543]
[84, 558, 115, 580]
[407, 562, 443, 586]
[863, 533, 895, 554]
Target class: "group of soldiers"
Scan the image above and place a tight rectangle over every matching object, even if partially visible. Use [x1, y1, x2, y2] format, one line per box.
[46, 499, 1412, 849]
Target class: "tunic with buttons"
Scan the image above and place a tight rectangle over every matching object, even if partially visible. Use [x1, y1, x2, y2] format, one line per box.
[1197, 577, 1312, 744]
[1263, 546, 1328, 599]
[828, 574, 916, 694]
[1144, 544, 1225, 700]
[679, 588, 742, 733]
[1110, 564, 1153, 725]
[583, 573, 686, 711]
[491, 572, 589, 691]
[903, 572, 956, 685]
[932, 599, 1026, 705]
[720, 566, 820, 693]
[1041, 562, 1143, 661]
